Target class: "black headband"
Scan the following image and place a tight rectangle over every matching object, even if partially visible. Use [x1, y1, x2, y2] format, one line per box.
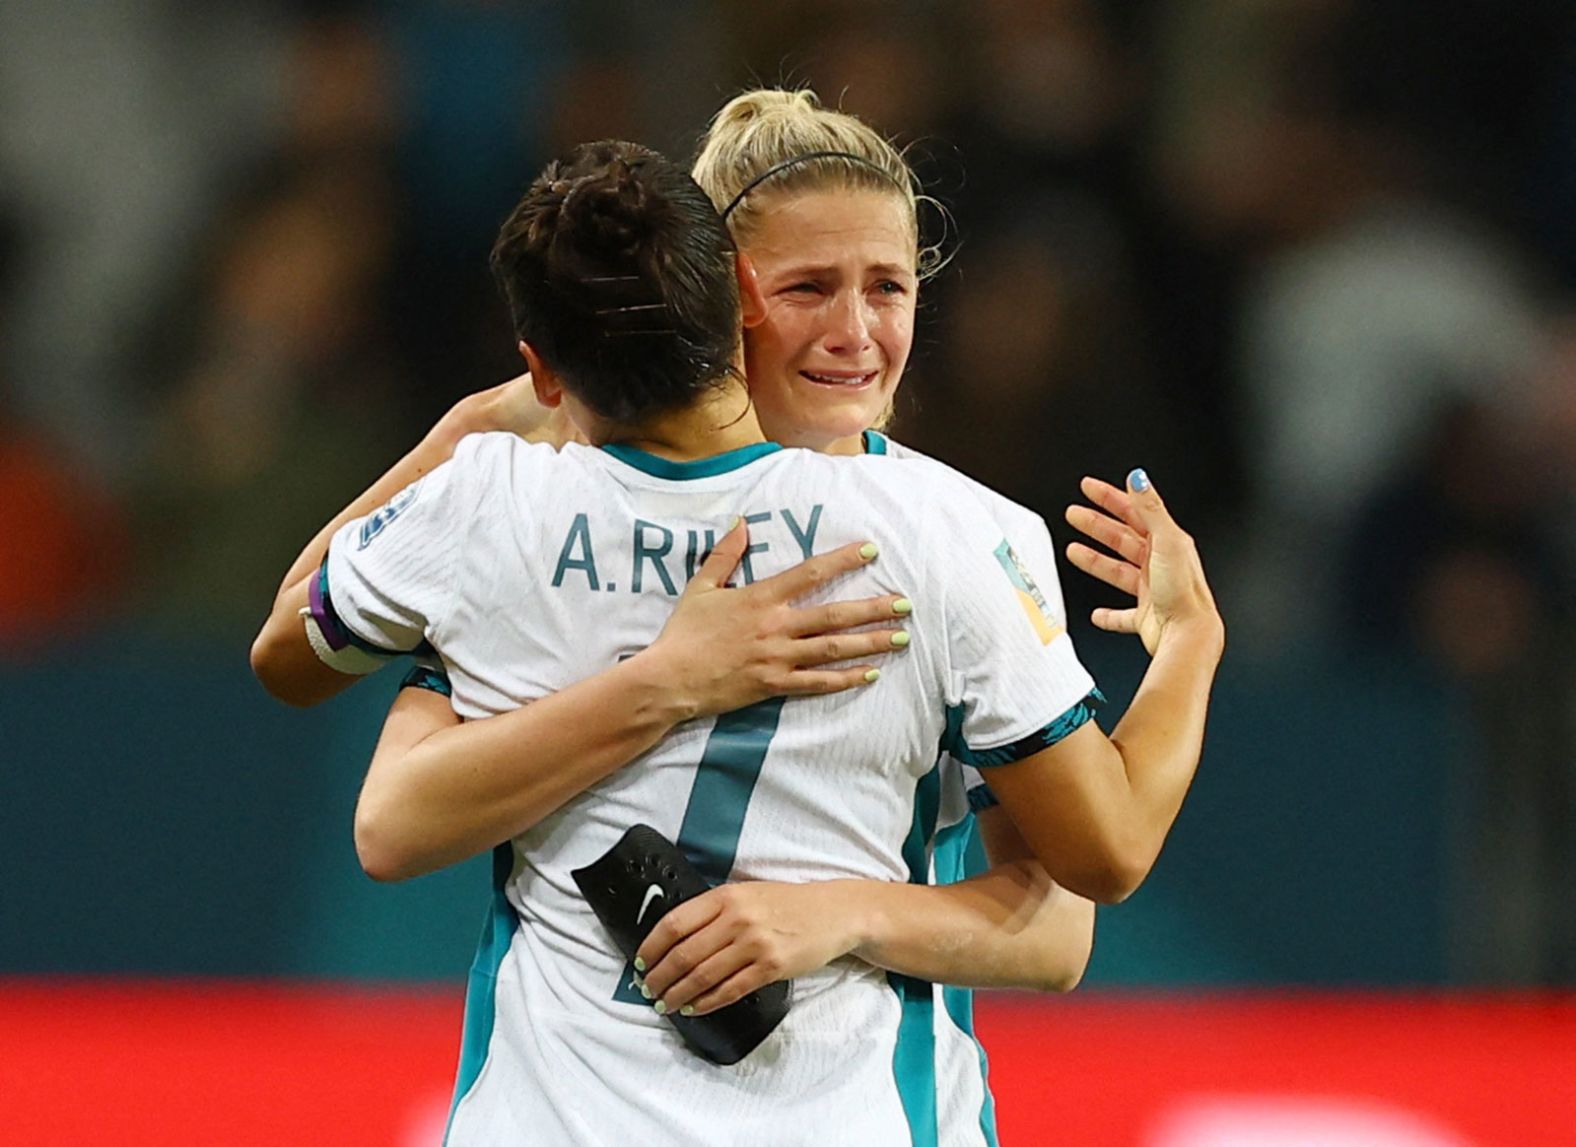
[719, 150, 907, 220]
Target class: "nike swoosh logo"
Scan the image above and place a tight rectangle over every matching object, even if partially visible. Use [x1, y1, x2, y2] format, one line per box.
[637, 883, 665, 925]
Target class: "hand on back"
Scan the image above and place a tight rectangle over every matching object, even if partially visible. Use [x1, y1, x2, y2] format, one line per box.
[641, 521, 913, 719]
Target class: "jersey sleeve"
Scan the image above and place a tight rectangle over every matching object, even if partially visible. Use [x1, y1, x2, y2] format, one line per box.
[322, 448, 472, 655]
[936, 484, 1101, 768]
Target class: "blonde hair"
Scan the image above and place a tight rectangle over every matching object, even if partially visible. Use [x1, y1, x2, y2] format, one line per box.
[692, 89, 942, 275]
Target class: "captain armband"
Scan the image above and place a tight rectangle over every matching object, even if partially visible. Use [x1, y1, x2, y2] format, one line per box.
[299, 561, 398, 676]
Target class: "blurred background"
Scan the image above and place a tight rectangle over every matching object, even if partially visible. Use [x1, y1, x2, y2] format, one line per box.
[2, 1, 1573, 1143]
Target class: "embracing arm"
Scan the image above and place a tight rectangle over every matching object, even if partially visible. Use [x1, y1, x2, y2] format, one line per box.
[353, 529, 911, 881]
[986, 471, 1225, 903]
[633, 805, 1094, 1017]
[250, 376, 559, 706]
[850, 805, 1094, 991]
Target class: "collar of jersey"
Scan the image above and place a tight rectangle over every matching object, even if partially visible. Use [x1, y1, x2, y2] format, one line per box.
[599, 440, 783, 479]
[861, 430, 890, 455]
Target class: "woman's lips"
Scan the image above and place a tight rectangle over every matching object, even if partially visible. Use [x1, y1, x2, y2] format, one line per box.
[800, 370, 878, 387]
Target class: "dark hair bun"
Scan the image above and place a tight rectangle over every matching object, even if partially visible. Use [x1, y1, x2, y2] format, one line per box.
[491, 139, 742, 426]
[559, 160, 655, 261]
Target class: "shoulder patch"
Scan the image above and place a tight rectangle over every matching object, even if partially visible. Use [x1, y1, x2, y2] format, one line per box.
[993, 539, 1064, 644]
[358, 481, 423, 550]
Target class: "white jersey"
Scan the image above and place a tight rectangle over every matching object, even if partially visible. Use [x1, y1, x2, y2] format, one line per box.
[868, 431, 1094, 1147]
[325, 433, 1096, 1146]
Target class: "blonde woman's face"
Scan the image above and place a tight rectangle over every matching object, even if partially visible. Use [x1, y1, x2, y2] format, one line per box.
[741, 190, 917, 454]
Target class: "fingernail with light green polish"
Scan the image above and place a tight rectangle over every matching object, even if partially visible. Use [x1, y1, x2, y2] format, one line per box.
[864, 668, 881, 683]
[680, 1005, 695, 1017]
[892, 598, 913, 615]
[633, 957, 646, 973]
[653, 1000, 668, 1016]
[859, 542, 878, 560]
[638, 981, 653, 1000]
[890, 631, 910, 648]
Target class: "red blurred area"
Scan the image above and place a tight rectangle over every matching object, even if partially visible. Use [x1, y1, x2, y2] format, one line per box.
[1, 982, 1571, 1146]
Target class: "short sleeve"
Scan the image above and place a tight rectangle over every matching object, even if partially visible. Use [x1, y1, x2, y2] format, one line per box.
[938, 488, 1100, 767]
[324, 456, 467, 655]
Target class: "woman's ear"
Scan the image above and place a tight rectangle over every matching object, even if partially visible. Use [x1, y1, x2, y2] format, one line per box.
[520, 341, 563, 408]
[737, 254, 767, 328]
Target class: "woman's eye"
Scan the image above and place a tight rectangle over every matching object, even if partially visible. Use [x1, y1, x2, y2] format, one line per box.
[786, 282, 822, 295]
[874, 280, 908, 296]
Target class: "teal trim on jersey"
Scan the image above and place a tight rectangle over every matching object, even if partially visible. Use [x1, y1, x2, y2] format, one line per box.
[943, 985, 1001, 1147]
[444, 845, 518, 1143]
[966, 784, 1000, 813]
[674, 698, 787, 880]
[931, 816, 974, 886]
[889, 972, 938, 1147]
[932, 817, 1001, 1146]
[399, 664, 452, 697]
[862, 429, 890, 455]
[600, 441, 782, 480]
[889, 760, 942, 1145]
[611, 698, 787, 1009]
[951, 688, 1107, 768]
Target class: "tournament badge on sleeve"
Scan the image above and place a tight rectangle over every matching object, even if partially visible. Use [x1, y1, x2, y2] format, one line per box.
[994, 540, 1065, 644]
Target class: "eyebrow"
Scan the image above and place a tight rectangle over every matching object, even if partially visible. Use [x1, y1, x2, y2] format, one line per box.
[771, 261, 917, 280]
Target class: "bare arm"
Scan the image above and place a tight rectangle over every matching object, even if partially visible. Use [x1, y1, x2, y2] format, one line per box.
[250, 376, 560, 706]
[352, 528, 911, 881]
[274, 376, 553, 597]
[986, 470, 1225, 903]
[634, 804, 1094, 1017]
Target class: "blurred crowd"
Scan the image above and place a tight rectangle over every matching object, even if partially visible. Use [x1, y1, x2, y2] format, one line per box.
[2, 1, 1572, 982]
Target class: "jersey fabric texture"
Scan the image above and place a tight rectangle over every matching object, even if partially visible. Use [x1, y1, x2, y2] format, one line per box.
[868, 430, 1090, 1146]
[326, 433, 1096, 1146]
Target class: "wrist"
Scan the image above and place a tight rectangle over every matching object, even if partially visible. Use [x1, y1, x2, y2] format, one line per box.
[619, 646, 703, 729]
[840, 881, 894, 962]
[1158, 611, 1225, 660]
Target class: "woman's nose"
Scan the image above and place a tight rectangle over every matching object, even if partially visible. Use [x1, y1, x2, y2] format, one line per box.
[822, 290, 873, 351]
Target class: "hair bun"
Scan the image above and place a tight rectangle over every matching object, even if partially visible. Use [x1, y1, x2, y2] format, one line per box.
[559, 159, 655, 261]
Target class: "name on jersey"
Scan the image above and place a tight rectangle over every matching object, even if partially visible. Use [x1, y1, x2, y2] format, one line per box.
[551, 505, 823, 594]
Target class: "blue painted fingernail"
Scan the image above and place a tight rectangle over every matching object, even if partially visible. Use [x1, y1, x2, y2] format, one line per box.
[1128, 468, 1150, 492]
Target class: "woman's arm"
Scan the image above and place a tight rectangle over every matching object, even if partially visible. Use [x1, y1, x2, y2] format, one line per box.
[352, 528, 913, 881]
[276, 376, 553, 598]
[633, 810, 1095, 1018]
[251, 376, 560, 706]
[366, 688, 1094, 1004]
[985, 470, 1225, 904]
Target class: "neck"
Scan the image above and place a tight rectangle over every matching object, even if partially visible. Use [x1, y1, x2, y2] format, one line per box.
[820, 433, 867, 456]
[596, 379, 767, 461]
